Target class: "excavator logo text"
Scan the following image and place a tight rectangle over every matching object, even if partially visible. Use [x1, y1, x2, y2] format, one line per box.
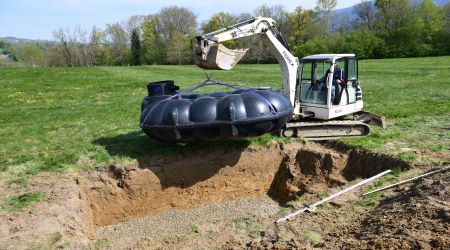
[282, 51, 295, 67]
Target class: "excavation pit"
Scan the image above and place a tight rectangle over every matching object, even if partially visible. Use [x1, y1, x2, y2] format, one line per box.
[80, 141, 409, 227]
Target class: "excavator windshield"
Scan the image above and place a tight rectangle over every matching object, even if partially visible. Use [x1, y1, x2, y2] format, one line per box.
[299, 60, 332, 105]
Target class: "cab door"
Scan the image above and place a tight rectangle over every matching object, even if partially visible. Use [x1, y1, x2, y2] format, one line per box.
[343, 57, 359, 104]
[298, 60, 329, 106]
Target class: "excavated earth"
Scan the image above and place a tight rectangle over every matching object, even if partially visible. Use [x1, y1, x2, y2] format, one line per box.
[80, 141, 406, 228]
[2, 140, 444, 249]
[336, 171, 450, 249]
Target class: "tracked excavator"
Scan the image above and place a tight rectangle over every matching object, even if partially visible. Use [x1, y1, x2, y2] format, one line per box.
[193, 16, 385, 140]
[140, 17, 385, 142]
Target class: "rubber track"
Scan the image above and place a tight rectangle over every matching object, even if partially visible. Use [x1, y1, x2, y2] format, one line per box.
[284, 120, 371, 140]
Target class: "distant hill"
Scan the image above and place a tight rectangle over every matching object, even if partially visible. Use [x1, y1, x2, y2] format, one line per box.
[413, 0, 449, 5]
[0, 36, 52, 44]
[435, 0, 450, 5]
[331, 0, 449, 30]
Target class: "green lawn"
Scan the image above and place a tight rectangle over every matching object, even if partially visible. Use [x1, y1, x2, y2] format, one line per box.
[343, 56, 449, 162]
[0, 57, 449, 181]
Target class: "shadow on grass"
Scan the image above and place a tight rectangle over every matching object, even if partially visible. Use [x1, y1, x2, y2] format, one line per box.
[93, 130, 251, 188]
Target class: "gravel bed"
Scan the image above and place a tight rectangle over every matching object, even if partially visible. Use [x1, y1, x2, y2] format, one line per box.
[95, 195, 280, 247]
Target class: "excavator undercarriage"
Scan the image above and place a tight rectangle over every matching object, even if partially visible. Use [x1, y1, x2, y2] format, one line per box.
[280, 111, 386, 140]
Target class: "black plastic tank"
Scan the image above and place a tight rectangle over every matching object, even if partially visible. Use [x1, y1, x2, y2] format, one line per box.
[140, 80, 293, 142]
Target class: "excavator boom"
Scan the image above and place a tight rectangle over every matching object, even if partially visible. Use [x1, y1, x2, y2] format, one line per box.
[194, 17, 299, 105]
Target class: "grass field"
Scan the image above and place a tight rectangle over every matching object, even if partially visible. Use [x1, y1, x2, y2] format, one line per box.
[0, 56, 449, 183]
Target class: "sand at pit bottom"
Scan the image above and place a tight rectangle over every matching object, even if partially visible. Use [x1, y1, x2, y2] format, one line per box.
[95, 195, 280, 248]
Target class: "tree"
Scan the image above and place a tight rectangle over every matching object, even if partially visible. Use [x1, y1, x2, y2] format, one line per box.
[333, 14, 353, 34]
[237, 12, 252, 22]
[315, 0, 337, 14]
[75, 26, 91, 66]
[53, 28, 70, 66]
[130, 28, 141, 65]
[126, 15, 146, 34]
[435, 2, 450, 54]
[417, 0, 443, 36]
[157, 6, 197, 39]
[142, 16, 166, 64]
[414, 0, 445, 55]
[314, 0, 337, 36]
[374, 0, 421, 57]
[201, 12, 237, 33]
[89, 26, 110, 66]
[354, 0, 376, 30]
[236, 4, 290, 64]
[286, 7, 315, 55]
[20, 43, 44, 67]
[51, 26, 93, 66]
[374, 0, 410, 35]
[444, 2, 450, 33]
[167, 31, 192, 64]
[53, 28, 78, 66]
[0, 41, 17, 61]
[341, 29, 386, 58]
[254, 4, 288, 32]
[298, 38, 330, 56]
[105, 23, 128, 65]
[141, 6, 197, 65]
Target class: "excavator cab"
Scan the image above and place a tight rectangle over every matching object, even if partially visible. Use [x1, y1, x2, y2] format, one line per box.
[297, 54, 363, 120]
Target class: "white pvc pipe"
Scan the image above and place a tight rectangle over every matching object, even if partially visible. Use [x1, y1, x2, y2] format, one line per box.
[276, 169, 392, 224]
[362, 166, 449, 196]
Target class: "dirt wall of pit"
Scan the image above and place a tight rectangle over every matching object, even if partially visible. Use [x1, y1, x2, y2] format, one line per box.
[80, 141, 409, 227]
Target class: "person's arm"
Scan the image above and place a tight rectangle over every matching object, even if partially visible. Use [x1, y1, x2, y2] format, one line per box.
[319, 69, 330, 82]
[335, 69, 343, 84]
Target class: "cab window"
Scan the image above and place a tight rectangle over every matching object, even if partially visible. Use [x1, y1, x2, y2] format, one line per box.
[347, 58, 357, 80]
[299, 60, 330, 105]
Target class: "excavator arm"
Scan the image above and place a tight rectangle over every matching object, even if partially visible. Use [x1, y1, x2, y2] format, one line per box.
[195, 17, 299, 105]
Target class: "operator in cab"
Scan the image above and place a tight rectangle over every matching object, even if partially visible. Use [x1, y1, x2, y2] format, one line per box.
[319, 64, 343, 104]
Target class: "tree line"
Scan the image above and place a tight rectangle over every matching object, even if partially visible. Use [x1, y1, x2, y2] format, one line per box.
[1, 0, 449, 67]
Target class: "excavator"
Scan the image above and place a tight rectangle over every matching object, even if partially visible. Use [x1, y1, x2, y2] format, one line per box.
[193, 16, 386, 140]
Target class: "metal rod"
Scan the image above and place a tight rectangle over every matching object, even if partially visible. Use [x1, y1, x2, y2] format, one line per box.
[276, 169, 392, 224]
[362, 166, 449, 196]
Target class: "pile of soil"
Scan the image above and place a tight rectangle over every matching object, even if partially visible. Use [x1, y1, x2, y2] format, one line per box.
[237, 170, 449, 250]
[337, 171, 449, 249]
[0, 173, 93, 249]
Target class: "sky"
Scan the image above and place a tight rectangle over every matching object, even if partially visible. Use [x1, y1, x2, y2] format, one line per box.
[0, 0, 360, 40]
